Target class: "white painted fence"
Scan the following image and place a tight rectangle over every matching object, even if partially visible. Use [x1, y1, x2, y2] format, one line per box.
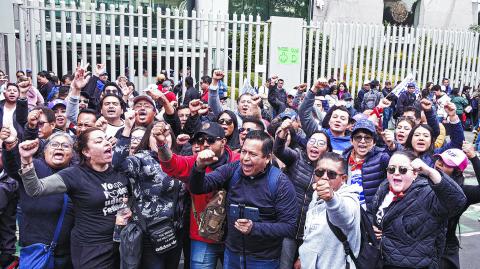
[16, 0, 269, 104]
[301, 22, 480, 97]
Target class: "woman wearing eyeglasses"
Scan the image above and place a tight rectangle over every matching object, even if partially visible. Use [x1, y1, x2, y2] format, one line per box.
[273, 118, 332, 269]
[18, 127, 130, 268]
[342, 119, 391, 209]
[369, 150, 466, 269]
[216, 110, 240, 151]
[2, 132, 75, 268]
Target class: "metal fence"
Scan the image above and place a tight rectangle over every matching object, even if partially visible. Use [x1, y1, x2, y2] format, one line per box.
[301, 22, 480, 96]
[17, 0, 269, 103]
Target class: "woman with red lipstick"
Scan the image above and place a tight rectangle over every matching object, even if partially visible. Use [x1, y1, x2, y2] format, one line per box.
[369, 150, 466, 269]
[18, 127, 130, 269]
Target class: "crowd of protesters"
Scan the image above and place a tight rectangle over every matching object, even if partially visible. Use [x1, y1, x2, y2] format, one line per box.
[0, 64, 479, 269]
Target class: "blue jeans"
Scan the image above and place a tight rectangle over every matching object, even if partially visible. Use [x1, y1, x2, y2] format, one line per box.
[224, 248, 279, 269]
[190, 240, 224, 269]
[383, 107, 393, 130]
[279, 238, 297, 269]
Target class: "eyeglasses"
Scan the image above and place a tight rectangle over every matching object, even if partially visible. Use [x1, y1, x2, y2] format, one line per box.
[314, 168, 343, 180]
[131, 136, 143, 143]
[308, 138, 326, 147]
[134, 103, 154, 110]
[38, 121, 48, 128]
[218, 118, 233, 125]
[194, 136, 220, 145]
[352, 135, 373, 143]
[49, 141, 72, 150]
[104, 89, 117, 95]
[386, 165, 414, 175]
[239, 127, 253, 133]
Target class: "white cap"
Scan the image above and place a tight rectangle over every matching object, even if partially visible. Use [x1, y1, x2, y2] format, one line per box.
[363, 79, 371, 85]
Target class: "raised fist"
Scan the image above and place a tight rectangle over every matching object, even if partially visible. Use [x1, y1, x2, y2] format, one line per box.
[195, 149, 218, 169]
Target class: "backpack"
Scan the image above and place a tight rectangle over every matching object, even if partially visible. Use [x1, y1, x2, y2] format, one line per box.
[326, 207, 382, 269]
[193, 164, 281, 242]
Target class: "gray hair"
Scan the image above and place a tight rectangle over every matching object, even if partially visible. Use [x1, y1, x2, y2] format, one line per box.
[44, 132, 74, 150]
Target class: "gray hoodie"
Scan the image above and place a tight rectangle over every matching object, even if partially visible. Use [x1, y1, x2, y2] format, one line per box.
[299, 184, 361, 269]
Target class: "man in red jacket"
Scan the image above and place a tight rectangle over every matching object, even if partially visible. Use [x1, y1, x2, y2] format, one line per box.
[156, 121, 240, 269]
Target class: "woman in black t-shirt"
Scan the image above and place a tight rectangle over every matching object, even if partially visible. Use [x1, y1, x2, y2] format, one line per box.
[18, 127, 130, 269]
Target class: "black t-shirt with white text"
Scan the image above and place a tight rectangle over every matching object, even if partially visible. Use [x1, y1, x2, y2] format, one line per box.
[58, 165, 129, 245]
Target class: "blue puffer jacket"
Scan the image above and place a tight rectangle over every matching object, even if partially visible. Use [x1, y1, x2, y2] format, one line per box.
[369, 173, 466, 268]
[342, 146, 391, 208]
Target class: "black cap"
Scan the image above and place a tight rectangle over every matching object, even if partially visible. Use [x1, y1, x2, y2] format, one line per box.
[341, 92, 353, 101]
[192, 122, 225, 140]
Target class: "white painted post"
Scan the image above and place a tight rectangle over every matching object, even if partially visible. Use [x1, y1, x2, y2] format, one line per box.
[306, 23, 314, 85]
[223, 14, 229, 86]
[254, 15, 261, 87]
[147, 6, 152, 84]
[230, 13, 237, 102]
[70, 3, 77, 72]
[182, 9, 188, 82]
[422, 29, 431, 87]
[246, 14, 253, 84]
[137, 6, 144, 90]
[320, 22, 328, 78]
[371, 25, 379, 80]
[119, 5, 125, 76]
[346, 24, 354, 85]
[109, 4, 116, 79]
[400, 27, 409, 80]
[19, 2, 26, 71]
[351, 23, 360, 92]
[60, 1, 68, 74]
[173, 9, 180, 83]
[262, 22, 268, 83]
[206, 11, 213, 77]
[340, 23, 348, 81]
[439, 30, 449, 83]
[358, 24, 366, 87]
[239, 13, 245, 86]
[128, 5, 134, 81]
[165, 8, 171, 78]
[394, 27, 403, 83]
[313, 23, 320, 82]
[388, 26, 397, 83]
[382, 25, 391, 83]
[364, 24, 372, 81]
[100, 4, 106, 69]
[90, 3, 97, 71]
[406, 27, 415, 77]
[198, 10, 204, 77]
[80, 2, 87, 67]
[50, 1, 58, 74]
[28, 1, 38, 83]
[191, 10, 197, 79]
[156, 8, 162, 76]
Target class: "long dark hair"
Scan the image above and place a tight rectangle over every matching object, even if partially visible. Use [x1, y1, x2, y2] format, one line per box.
[135, 121, 178, 154]
[404, 124, 435, 155]
[75, 127, 103, 165]
[216, 110, 240, 150]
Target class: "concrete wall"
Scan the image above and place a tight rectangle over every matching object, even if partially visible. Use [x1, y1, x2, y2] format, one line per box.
[0, 0, 17, 77]
[312, 0, 384, 24]
[418, 0, 474, 29]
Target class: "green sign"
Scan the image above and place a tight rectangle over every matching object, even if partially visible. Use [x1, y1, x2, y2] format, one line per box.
[278, 47, 300, 65]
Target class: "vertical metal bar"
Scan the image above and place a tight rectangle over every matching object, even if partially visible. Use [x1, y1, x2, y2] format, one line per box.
[216, 12, 223, 70]
[39, 0, 47, 71]
[19, 2, 26, 71]
[388, 26, 397, 83]
[394, 27, 403, 82]
[262, 22, 268, 83]
[445, 31, 454, 82]
[364, 24, 373, 81]
[119, 5, 125, 76]
[165, 8, 171, 77]
[224, 14, 230, 85]
[333, 23, 340, 80]
[417, 28, 426, 83]
[439, 30, 448, 83]
[327, 23, 335, 79]
[246, 15, 253, 83]
[307, 23, 314, 85]
[90, 3, 97, 70]
[156, 8, 162, 76]
[433, 30, 442, 84]
[467, 33, 477, 86]
[60, 1, 68, 74]
[320, 22, 328, 77]
[198, 10, 205, 77]
[254, 15, 261, 87]
[339, 23, 347, 81]
[182, 9, 188, 83]
[173, 8, 180, 82]
[50, 1, 58, 74]
[109, 4, 116, 79]
[70, 3, 77, 72]
[382, 25, 391, 83]
[313, 23, 321, 81]
[357, 24, 366, 88]
[137, 6, 144, 90]
[191, 10, 197, 80]
[474, 32, 480, 87]
[422, 29, 431, 87]
[239, 13, 245, 87]
[128, 5, 134, 81]
[371, 25, 379, 80]
[231, 13, 237, 103]
[28, 2, 38, 84]
[100, 3, 106, 67]
[406, 27, 415, 76]
[450, 31, 460, 86]
[80, 1, 87, 66]
[428, 29, 437, 83]
[454, 32, 465, 86]
[147, 6, 152, 85]
[207, 11, 213, 77]
[473, 33, 480, 87]
[301, 23, 306, 82]
[351, 23, 360, 92]
[345, 23, 354, 85]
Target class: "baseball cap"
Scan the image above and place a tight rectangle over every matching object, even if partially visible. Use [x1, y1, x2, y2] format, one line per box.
[48, 99, 67, 110]
[162, 80, 172, 88]
[407, 82, 416, 88]
[363, 79, 371, 85]
[342, 92, 353, 101]
[278, 109, 297, 120]
[352, 119, 376, 136]
[287, 89, 297, 97]
[434, 149, 468, 172]
[133, 95, 157, 110]
[192, 122, 225, 140]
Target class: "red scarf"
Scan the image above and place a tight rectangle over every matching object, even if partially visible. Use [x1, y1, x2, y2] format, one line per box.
[348, 153, 365, 171]
[389, 185, 405, 202]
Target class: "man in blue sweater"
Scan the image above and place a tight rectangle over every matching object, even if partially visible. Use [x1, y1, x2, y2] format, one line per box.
[189, 130, 297, 268]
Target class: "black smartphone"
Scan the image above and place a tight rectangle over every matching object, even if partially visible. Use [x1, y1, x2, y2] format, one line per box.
[229, 204, 260, 222]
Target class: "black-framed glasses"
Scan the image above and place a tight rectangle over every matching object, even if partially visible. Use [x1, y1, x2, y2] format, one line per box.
[131, 136, 143, 143]
[218, 118, 233, 125]
[104, 89, 118, 95]
[308, 138, 326, 147]
[49, 141, 72, 150]
[239, 127, 253, 133]
[352, 134, 373, 143]
[38, 121, 48, 128]
[386, 165, 413, 175]
[194, 136, 220, 145]
[314, 168, 343, 180]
